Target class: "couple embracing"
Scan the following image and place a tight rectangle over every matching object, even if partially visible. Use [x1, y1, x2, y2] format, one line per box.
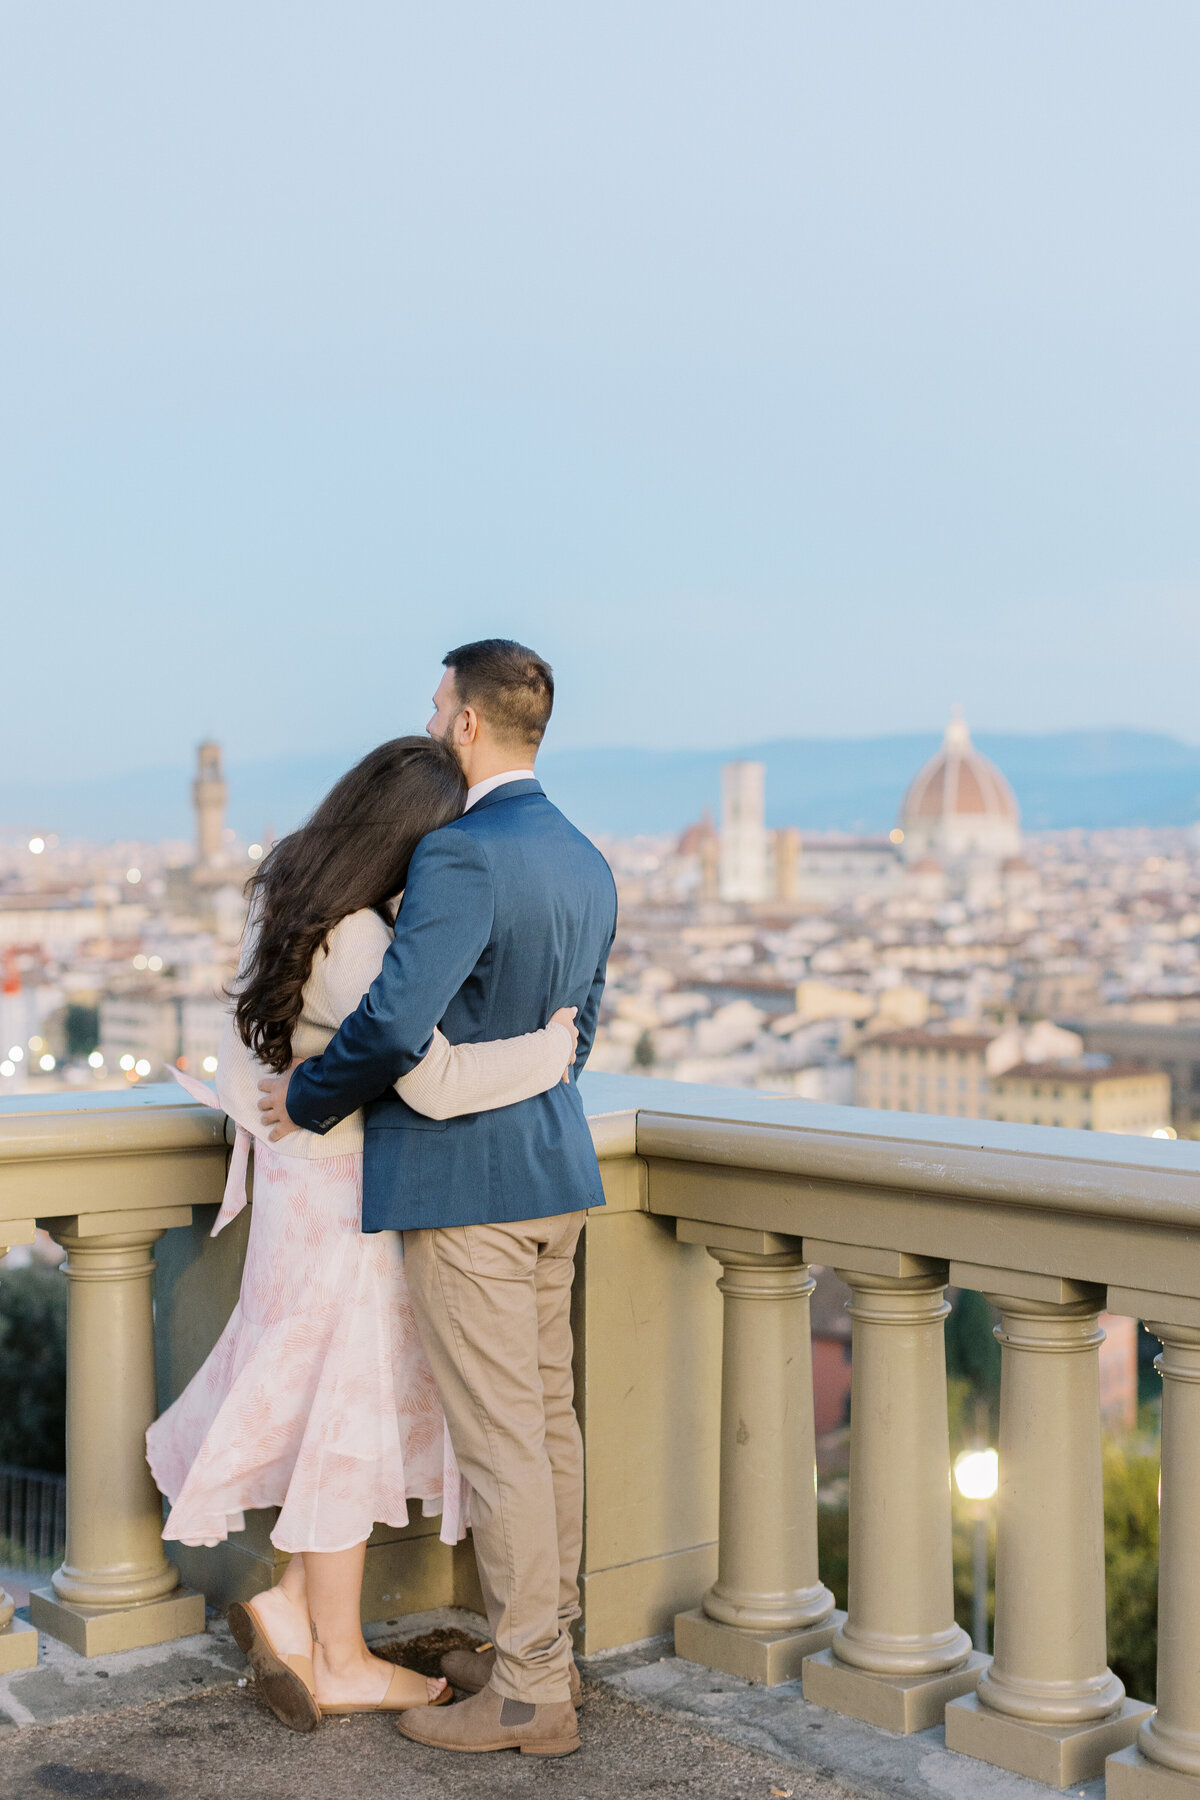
[147, 639, 617, 1760]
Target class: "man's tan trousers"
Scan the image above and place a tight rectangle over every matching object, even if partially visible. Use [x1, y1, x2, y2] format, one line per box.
[402, 1211, 586, 1705]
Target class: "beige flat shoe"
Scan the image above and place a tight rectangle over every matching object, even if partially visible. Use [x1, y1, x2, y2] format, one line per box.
[228, 1598, 321, 1734]
[321, 1664, 454, 1715]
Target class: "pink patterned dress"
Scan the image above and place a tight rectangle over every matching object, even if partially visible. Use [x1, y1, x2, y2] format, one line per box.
[146, 1076, 469, 1555]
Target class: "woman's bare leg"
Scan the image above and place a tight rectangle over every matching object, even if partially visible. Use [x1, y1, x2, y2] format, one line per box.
[305, 1541, 444, 1708]
[247, 1553, 313, 1666]
[277, 1552, 307, 1611]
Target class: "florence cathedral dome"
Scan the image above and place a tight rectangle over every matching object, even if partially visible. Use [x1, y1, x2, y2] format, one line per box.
[898, 709, 1021, 865]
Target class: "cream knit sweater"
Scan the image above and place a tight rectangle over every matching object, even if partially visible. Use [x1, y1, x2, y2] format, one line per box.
[216, 906, 572, 1160]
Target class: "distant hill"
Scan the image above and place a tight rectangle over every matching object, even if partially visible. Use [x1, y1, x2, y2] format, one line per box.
[4, 730, 1200, 844]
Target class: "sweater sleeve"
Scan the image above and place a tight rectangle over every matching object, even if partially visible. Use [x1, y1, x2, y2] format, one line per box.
[309, 911, 572, 1120]
[395, 1023, 573, 1120]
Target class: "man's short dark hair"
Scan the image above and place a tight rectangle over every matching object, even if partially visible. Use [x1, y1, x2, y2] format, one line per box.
[443, 639, 554, 749]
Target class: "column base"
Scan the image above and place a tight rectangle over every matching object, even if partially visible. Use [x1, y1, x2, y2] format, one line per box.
[0, 1617, 39, 1674]
[945, 1691, 1153, 1787]
[802, 1645, 987, 1734]
[30, 1585, 206, 1656]
[1108, 1743, 1200, 1800]
[675, 1606, 845, 1686]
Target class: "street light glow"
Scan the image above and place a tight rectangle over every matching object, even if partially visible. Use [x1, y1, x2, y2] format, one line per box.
[134, 1059, 152, 1077]
[202, 1055, 218, 1074]
[88, 1051, 105, 1068]
[954, 1447, 999, 1502]
[0, 1061, 14, 1078]
[28, 837, 45, 855]
[39, 1053, 56, 1072]
[126, 867, 142, 884]
[119, 1054, 135, 1071]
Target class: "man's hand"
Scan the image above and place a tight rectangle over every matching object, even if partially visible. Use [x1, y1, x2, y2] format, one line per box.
[258, 1060, 304, 1141]
[550, 1007, 579, 1083]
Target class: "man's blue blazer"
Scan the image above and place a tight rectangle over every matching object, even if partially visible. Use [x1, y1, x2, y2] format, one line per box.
[285, 779, 618, 1232]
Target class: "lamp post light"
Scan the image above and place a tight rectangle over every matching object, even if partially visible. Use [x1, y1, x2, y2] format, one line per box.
[954, 1447, 999, 1654]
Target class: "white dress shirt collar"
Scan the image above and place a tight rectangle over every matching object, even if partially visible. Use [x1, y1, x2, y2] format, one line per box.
[463, 769, 538, 812]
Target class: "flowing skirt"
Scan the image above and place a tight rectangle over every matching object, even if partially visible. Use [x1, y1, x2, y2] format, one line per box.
[146, 1139, 469, 1555]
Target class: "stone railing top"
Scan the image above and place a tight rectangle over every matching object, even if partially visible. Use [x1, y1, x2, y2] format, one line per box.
[578, 1071, 1200, 1230]
[3, 1072, 1199, 1238]
[0, 1083, 229, 1164]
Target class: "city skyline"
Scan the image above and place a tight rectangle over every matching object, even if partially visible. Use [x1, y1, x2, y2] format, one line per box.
[5, 719, 1200, 844]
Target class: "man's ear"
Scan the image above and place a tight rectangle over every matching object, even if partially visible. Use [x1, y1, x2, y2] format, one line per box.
[457, 705, 480, 745]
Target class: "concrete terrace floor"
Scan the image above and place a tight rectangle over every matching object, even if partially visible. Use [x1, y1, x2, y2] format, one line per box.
[0, 1610, 1109, 1800]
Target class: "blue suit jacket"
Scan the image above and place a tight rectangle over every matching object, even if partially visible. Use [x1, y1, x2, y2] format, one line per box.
[285, 779, 618, 1232]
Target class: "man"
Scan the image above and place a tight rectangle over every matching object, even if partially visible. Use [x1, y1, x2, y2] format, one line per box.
[258, 638, 617, 1758]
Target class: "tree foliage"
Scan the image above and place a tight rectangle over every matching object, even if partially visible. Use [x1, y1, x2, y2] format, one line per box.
[0, 1265, 67, 1474]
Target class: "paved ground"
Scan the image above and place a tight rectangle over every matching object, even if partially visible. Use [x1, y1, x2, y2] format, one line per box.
[0, 1610, 1113, 1800]
[0, 1663, 828, 1800]
[588, 1641, 1107, 1800]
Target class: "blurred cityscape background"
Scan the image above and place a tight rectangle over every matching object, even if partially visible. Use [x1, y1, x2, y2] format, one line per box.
[5, 715, 1199, 1143]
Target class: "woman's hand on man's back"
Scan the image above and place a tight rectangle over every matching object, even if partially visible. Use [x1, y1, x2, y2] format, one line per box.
[550, 1007, 579, 1083]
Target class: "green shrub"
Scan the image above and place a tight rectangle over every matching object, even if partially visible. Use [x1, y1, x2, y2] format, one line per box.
[817, 1500, 849, 1610]
[0, 1264, 67, 1474]
[1103, 1441, 1158, 1703]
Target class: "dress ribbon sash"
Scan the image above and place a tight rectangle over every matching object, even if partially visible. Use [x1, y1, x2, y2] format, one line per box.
[169, 1065, 253, 1237]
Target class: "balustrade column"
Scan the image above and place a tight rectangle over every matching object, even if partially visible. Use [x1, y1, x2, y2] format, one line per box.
[29, 1222, 205, 1656]
[803, 1267, 980, 1732]
[0, 1233, 40, 1673]
[945, 1292, 1150, 1787]
[674, 1236, 842, 1684]
[1108, 1321, 1200, 1800]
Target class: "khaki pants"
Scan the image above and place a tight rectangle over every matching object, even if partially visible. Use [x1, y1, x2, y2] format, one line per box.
[402, 1211, 585, 1705]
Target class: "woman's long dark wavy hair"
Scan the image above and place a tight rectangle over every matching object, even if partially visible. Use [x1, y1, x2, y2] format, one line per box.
[234, 735, 467, 1072]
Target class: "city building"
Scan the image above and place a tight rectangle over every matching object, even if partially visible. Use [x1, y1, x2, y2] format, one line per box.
[1070, 1020, 1200, 1140]
[989, 1062, 1172, 1135]
[898, 709, 1021, 871]
[855, 1027, 999, 1116]
[854, 1020, 1082, 1118]
[717, 762, 768, 903]
[166, 741, 254, 939]
[793, 836, 901, 906]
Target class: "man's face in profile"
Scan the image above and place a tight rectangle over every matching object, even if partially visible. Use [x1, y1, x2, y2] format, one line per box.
[427, 668, 462, 745]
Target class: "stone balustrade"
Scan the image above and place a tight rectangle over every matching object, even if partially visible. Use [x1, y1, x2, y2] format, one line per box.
[3, 1072, 1200, 1797]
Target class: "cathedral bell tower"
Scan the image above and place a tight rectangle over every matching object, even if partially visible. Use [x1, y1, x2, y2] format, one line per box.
[192, 740, 228, 867]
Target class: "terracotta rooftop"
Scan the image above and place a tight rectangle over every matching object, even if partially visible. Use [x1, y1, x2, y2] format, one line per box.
[863, 1029, 997, 1052]
[992, 1062, 1164, 1084]
[899, 712, 1019, 824]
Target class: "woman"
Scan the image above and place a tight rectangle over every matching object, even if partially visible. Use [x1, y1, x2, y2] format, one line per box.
[147, 736, 577, 1733]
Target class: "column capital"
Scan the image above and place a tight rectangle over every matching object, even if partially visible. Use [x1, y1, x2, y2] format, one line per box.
[836, 1266, 951, 1326]
[986, 1291, 1106, 1355]
[708, 1247, 814, 1303]
[1146, 1321, 1200, 1386]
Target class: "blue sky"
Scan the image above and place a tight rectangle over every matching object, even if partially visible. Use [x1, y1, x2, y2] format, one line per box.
[3, 2, 1198, 782]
